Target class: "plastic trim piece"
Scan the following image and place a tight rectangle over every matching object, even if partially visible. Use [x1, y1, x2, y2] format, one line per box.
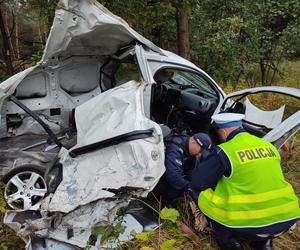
[69, 129, 154, 158]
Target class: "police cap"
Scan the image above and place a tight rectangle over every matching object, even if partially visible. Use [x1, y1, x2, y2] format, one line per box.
[193, 133, 212, 150]
[211, 113, 245, 128]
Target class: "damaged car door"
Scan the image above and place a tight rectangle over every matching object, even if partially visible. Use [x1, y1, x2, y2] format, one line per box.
[218, 86, 300, 149]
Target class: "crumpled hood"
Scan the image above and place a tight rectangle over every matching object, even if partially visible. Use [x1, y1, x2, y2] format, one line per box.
[41, 0, 163, 63]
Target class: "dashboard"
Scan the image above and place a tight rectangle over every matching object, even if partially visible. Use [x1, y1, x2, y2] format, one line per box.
[158, 81, 218, 115]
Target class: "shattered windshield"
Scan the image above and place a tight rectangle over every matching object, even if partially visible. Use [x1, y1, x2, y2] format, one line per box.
[171, 70, 217, 98]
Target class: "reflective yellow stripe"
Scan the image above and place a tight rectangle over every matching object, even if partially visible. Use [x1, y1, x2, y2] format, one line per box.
[202, 186, 294, 204]
[200, 201, 299, 220]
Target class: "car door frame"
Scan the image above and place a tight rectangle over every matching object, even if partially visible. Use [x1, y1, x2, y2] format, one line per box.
[140, 51, 226, 120]
[218, 86, 300, 148]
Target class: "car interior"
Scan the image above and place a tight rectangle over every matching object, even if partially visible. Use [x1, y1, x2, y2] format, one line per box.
[150, 67, 289, 145]
[151, 67, 221, 143]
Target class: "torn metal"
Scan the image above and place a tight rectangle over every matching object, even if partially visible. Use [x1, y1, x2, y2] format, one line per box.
[4, 80, 164, 248]
[47, 81, 164, 213]
[0, 0, 299, 249]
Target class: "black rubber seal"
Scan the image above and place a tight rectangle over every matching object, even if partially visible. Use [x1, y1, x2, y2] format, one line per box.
[69, 129, 154, 158]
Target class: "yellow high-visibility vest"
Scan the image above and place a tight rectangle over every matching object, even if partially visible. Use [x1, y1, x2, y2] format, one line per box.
[198, 132, 300, 227]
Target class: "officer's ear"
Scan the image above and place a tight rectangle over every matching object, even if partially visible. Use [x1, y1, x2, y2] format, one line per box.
[218, 128, 227, 141]
[189, 137, 198, 154]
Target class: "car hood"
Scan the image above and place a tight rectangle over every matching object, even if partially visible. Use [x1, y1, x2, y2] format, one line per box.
[41, 0, 163, 63]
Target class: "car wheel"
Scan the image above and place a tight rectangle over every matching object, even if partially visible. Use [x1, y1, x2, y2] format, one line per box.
[3, 165, 47, 210]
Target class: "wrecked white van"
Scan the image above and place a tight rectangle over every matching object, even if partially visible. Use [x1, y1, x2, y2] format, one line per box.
[0, 0, 299, 249]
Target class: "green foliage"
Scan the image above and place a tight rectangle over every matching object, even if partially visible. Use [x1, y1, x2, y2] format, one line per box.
[0, 182, 7, 214]
[30, 50, 44, 63]
[25, 0, 58, 31]
[140, 247, 155, 250]
[190, 1, 251, 84]
[160, 207, 180, 223]
[160, 239, 179, 250]
[100, 0, 177, 48]
[1, 0, 299, 85]
[134, 232, 152, 241]
[190, 0, 300, 85]
[0, 244, 8, 250]
[91, 222, 125, 244]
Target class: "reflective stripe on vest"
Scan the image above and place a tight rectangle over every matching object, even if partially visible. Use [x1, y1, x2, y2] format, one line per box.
[198, 132, 300, 228]
[202, 185, 295, 205]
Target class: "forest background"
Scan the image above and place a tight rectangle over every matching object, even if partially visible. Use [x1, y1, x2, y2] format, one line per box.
[0, 0, 299, 249]
[1, 0, 300, 87]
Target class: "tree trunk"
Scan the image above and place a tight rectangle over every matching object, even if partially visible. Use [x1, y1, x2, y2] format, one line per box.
[259, 59, 266, 86]
[4, 10, 16, 60]
[38, 20, 44, 44]
[16, 0, 25, 59]
[151, 26, 162, 47]
[0, 5, 14, 75]
[176, 10, 190, 60]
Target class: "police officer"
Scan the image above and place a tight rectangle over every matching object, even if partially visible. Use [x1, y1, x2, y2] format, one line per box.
[157, 132, 212, 203]
[191, 113, 300, 250]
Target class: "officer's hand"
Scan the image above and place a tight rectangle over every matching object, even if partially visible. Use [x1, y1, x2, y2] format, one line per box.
[190, 201, 208, 232]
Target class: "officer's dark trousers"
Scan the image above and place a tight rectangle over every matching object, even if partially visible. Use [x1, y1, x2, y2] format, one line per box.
[152, 176, 184, 205]
[206, 217, 297, 250]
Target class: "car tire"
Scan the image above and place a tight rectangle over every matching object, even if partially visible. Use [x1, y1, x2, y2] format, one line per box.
[3, 165, 47, 210]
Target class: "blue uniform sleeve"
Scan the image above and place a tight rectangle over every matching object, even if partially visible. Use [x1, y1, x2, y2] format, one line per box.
[164, 143, 190, 191]
[190, 146, 231, 193]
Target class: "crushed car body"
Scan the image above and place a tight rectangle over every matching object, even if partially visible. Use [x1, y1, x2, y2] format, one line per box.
[0, 0, 299, 249]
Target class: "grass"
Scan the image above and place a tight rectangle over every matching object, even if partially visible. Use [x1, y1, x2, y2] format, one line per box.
[273, 134, 300, 250]
[276, 60, 300, 88]
[0, 61, 299, 249]
[0, 213, 24, 250]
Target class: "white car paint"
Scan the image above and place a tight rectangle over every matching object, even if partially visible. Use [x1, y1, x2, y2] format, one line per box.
[1, 0, 299, 249]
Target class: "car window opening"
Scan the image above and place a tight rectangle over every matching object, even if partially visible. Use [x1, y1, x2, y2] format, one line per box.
[151, 67, 220, 142]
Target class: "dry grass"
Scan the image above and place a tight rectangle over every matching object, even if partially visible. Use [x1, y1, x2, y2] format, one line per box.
[274, 221, 300, 250]
[282, 134, 300, 194]
[0, 214, 24, 250]
[273, 134, 300, 250]
[275, 60, 300, 88]
[123, 194, 219, 250]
